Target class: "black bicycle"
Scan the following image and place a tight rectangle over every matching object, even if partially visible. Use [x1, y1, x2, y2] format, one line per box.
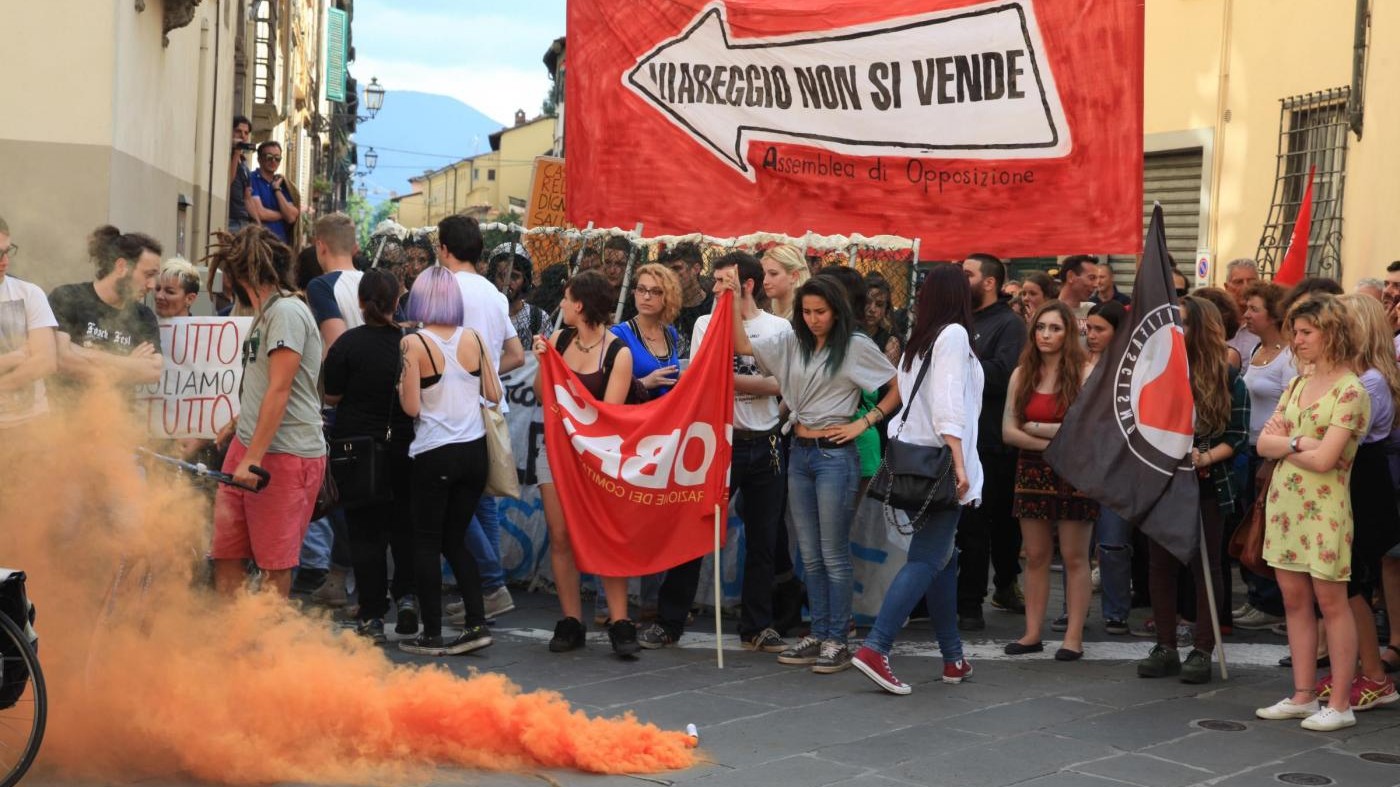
[0, 569, 44, 787]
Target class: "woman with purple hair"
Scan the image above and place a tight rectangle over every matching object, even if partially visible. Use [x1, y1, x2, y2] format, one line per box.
[396, 266, 504, 657]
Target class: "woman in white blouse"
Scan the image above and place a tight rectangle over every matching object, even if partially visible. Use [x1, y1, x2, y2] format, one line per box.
[852, 264, 984, 695]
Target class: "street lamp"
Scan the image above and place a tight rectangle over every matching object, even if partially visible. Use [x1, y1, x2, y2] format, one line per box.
[365, 77, 385, 118]
[364, 147, 378, 173]
[357, 183, 368, 199]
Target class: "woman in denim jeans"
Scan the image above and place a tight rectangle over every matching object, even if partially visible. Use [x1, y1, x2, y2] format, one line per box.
[1084, 301, 1132, 635]
[725, 276, 897, 674]
[851, 264, 983, 694]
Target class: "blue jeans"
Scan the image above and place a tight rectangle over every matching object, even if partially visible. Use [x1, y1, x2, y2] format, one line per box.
[300, 516, 334, 571]
[788, 441, 859, 643]
[864, 507, 963, 663]
[466, 495, 505, 591]
[1097, 506, 1132, 622]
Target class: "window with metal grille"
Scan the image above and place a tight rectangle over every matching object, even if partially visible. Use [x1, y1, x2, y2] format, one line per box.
[253, 1, 276, 105]
[1255, 88, 1349, 281]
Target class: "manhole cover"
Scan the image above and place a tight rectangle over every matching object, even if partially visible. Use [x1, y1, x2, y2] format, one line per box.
[1359, 752, 1400, 766]
[1276, 774, 1333, 786]
[1196, 719, 1248, 732]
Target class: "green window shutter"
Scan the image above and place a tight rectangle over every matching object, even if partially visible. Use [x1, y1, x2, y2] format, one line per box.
[326, 8, 347, 102]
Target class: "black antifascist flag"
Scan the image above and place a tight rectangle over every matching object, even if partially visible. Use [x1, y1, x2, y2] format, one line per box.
[1044, 204, 1201, 563]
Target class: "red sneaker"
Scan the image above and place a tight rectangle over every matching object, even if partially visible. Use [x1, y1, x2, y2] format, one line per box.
[852, 646, 911, 695]
[1352, 674, 1399, 711]
[1315, 673, 1334, 700]
[943, 658, 974, 684]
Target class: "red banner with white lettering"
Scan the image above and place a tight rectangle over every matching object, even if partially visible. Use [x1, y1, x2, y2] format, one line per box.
[565, 0, 1143, 259]
[540, 293, 735, 576]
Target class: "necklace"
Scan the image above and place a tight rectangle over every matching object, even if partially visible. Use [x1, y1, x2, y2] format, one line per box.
[574, 333, 603, 352]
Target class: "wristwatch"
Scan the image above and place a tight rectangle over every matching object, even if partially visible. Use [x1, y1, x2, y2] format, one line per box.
[1289, 436, 1303, 453]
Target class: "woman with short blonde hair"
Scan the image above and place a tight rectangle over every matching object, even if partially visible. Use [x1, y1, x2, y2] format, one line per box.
[154, 257, 201, 318]
[610, 262, 683, 397]
[762, 244, 810, 320]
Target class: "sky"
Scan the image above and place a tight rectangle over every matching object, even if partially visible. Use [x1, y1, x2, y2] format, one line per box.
[352, 0, 566, 131]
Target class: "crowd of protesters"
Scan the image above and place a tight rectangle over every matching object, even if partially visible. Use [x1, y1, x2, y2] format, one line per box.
[6, 203, 1400, 732]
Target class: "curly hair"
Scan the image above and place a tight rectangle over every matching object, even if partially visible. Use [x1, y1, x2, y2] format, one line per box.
[1012, 301, 1086, 418]
[1285, 293, 1356, 369]
[1242, 281, 1287, 328]
[1340, 293, 1400, 414]
[1182, 296, 1233, 437]
[631, 262, 681, 324]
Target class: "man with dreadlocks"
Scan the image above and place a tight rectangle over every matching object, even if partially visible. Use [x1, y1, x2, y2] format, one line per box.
[209, 226, 327, 598]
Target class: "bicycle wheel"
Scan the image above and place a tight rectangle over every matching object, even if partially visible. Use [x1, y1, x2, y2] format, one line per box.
[0, 612, 45, 787]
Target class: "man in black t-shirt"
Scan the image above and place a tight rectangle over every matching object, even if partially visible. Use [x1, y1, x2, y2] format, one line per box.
[666, 242, 712, 358]
[49, 226, 163, 386]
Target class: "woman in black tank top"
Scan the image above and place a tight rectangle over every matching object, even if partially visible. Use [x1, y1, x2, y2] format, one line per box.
[531, 270, 642, 656]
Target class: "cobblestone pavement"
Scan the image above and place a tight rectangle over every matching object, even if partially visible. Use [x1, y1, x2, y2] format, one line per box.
[30, 588, 1400, 787]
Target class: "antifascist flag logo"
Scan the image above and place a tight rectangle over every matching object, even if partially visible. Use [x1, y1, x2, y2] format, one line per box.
[1117, 303, 1194, 475]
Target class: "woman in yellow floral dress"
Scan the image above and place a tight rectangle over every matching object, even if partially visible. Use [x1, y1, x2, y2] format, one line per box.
[1255, 294, 1370, 731]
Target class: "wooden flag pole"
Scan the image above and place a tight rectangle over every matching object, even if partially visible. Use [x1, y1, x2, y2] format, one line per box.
[1198, 514, 1229, 680]
[714, 504, 724, 669]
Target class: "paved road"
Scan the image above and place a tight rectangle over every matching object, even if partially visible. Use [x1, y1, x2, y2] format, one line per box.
[29, 589, 1400, 787]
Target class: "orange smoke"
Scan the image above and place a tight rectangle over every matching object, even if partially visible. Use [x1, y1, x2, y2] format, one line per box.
[0, 385, 695, 784]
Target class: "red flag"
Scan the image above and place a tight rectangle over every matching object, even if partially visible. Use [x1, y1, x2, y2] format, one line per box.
[1273, 165, 1316, 287]
[539, 292, 735, 576]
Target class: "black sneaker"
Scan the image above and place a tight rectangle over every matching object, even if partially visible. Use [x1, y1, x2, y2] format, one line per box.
[1051, 615, 1069, 633]
[958, 611, 986, 631]
[442, 625, 493, 655]
[394, 595, 420, 636]
[399, 633, 449, 656]
[549, 617, 587, 653]
[290, 567, 327, 596]
[1180, 648, 1212, 684]
[355, 618, 387, 645]
[1104, 618, 1130, 636]
[609, 619, 642, 657]
[638, 623, 677, 649]
[743, 628, 788, 653]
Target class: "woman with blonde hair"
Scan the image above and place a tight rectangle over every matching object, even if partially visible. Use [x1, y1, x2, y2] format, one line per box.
[1136, 296, 1246, 684]
[762, 244, 810, 320]
[1256, 294, 1370, 731]
[1002, 301, 1097, 660]
[1314, 294, 1400, 709]
[154, 257, 201, 318]
[610, 262, 682, 397]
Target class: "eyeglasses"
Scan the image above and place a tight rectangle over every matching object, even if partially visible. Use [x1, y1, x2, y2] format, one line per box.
[633, 284, 665, 299]
[1175, 288, 1189, 297]
[0, 244, 15, 259]
[260, 154, 282, 162]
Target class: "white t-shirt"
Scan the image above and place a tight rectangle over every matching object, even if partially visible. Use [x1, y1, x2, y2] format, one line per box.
[0, 275, 59, 426]
[692, 310, 791, 432]
[453, 270, 514, 369]
[1229, 326, 1261, 363]
[888, 324, 985, 506]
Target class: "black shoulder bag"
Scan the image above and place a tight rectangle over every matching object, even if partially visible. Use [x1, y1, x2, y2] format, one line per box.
[865, 345, 960, 534]
[327, 339, 403, 509]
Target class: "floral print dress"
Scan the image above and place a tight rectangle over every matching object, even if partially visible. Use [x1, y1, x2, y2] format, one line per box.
[1263, 372, 1370, 581]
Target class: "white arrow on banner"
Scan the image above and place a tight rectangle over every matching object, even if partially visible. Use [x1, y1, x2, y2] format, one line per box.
[624, 0, 1072, 180]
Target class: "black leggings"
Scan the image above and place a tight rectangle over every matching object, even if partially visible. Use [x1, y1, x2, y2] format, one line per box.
[411, 439, 488, 636]
[345, 443, 415, 621]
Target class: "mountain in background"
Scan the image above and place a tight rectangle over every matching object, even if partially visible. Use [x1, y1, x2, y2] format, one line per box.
[352, 90, 505, 206]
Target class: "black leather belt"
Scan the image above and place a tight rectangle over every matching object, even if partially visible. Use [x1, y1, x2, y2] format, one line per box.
[791, 436, 851, 449]
[733, 428, 781, 442]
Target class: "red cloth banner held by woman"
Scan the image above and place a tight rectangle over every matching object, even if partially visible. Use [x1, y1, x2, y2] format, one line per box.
[540, 292, 736, 576]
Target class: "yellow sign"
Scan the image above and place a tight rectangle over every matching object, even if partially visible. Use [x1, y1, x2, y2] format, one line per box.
[525, 156, 566, 229]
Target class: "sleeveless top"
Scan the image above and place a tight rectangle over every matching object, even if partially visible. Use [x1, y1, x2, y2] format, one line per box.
[557, 327, 624, 401]
[1024, 390, 1066, 424]
[408, 327, 485, 458]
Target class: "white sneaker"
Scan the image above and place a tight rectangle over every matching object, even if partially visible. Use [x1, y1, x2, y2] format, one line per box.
[1256, 697, 1320, 720]
[484, 586, 515, 619]
[1091, 566, 1101, 592]
[1235, 607, 1285, 630]
[1233, 602, 1255, 618]
[1300, 706, 1356, 731]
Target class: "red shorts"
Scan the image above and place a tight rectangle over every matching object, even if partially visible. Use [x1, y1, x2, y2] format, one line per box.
[211, 439, 326, 571]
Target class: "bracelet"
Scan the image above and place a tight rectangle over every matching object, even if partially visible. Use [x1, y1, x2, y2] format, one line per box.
[862, 412, 874, 428]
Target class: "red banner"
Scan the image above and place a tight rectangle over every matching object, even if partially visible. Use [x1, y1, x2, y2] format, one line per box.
[565, 0, 1143, 259]
[540, 293, 735, 576]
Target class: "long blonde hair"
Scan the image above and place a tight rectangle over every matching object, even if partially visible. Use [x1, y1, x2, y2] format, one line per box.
[1340, 293, 1400, 414]
[1181, 296, 1232, 438]
[762, 244, 810, 319]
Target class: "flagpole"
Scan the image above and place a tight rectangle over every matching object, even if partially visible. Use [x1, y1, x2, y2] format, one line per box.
[1198, 514, 1229, 680]
[714, 504, 724, 669]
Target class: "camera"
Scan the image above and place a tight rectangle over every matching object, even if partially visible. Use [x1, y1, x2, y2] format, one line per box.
[236, 142, 256, 152]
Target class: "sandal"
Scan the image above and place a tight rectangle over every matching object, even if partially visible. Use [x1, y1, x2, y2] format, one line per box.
[1382, 644, 1400, 674]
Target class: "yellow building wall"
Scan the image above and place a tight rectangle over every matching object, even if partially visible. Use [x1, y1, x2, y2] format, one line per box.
[394, 192, 427, 229]
[496, 118, 556, 214]
[1146, 0, 1399, 287]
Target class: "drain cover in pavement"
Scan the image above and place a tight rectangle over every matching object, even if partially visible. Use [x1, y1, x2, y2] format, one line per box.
[1196, 719, 1248, 732]
[1359, 752, 1400, 765]
[1276, 774, 1332, 786]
